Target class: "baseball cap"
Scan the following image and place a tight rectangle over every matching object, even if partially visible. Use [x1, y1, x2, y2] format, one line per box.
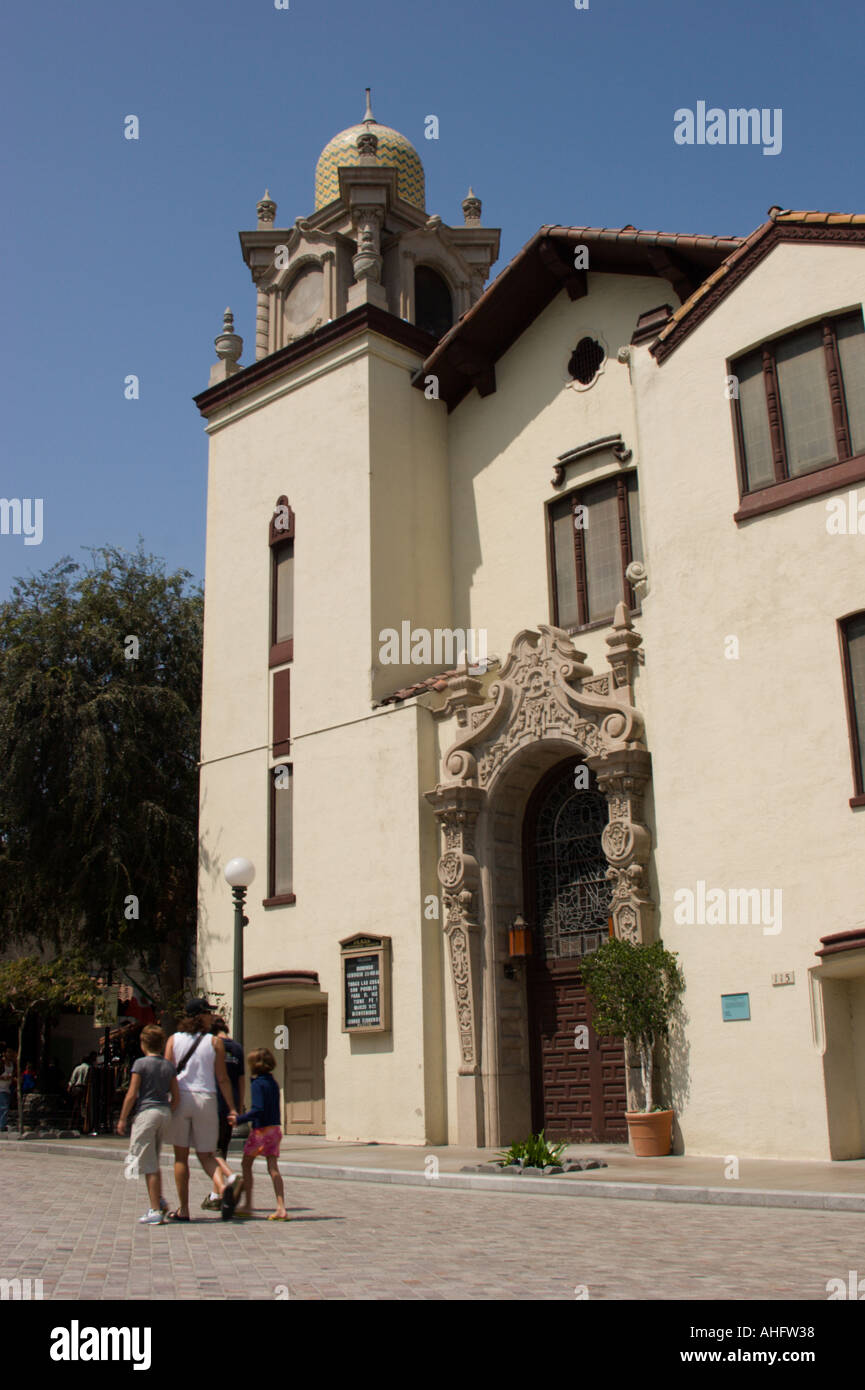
[186, 996, 217, 1017]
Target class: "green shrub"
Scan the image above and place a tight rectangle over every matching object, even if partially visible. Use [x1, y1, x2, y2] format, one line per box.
[580, 937, 684, 1112]
[497, 1130, 567, 1168]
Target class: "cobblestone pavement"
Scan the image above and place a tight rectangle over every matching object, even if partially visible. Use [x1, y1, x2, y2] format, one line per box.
[1, 1150, 863, 1300]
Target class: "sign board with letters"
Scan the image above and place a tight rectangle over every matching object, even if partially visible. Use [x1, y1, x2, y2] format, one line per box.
[721, 992, 750, 1022]
[340, 934, 391, 1034]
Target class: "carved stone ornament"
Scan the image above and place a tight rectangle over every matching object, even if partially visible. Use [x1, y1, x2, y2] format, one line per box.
[352, 206, 384, 285]
[256, 189, 277, 226]
[424, 783, 483, 1073]
[425, 621, 656, 1086]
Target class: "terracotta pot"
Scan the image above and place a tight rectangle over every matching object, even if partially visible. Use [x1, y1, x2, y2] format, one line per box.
[625, 1108, 674, 1156]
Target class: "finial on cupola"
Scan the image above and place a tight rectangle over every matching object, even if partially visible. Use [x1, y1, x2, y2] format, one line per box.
[257, 188, 277, 226]
[462, 187, 482, 225]
[363, 87, 374, 123]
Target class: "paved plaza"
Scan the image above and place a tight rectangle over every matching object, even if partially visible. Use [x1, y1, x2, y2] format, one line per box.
[1, 1148, 864, 1300]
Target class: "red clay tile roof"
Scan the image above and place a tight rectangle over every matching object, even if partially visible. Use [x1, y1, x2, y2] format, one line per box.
[651, 209, 865, 361]
[415, 223, 742, 409]
[377, 661, 495, 706]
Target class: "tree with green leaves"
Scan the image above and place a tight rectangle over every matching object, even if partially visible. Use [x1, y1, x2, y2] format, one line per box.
[0, 544, 203, 1005]
[580, 937, 685, 1112]
[0, 956, 99, 1134]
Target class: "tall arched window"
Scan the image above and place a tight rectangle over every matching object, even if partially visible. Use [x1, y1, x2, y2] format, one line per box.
[414, 266, 453, 340]
[269, 495, 294, 667]
[840, 610, 865, 805]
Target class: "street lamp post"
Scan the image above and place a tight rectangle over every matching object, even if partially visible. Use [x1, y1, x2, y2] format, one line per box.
[224, 858, 255, 1052]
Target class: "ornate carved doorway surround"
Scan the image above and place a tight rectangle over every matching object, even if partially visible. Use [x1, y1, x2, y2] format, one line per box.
[425, 609, 654, 1147]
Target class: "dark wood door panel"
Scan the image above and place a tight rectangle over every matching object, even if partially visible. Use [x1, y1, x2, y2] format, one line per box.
[528, 964, 626, 1142]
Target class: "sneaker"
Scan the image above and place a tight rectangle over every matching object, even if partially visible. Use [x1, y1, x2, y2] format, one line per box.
[139, 1209, 165, 1225]
[220, 1175, 244, 1221]
[200, 1193, 222, 1211]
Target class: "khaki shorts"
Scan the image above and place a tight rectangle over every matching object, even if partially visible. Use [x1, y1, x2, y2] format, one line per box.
[169, 1090, 218, 1153]
[129, 1106, 172, 1175]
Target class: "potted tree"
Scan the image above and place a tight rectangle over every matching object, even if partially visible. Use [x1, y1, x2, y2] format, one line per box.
[580, 936, 684, 1156]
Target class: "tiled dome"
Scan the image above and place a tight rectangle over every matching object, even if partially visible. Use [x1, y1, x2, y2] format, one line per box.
[314, 96, 425, 212]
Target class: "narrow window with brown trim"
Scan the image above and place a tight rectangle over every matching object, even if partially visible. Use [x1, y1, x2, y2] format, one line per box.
[732, 310, 865, 521]
[264, 764, 294, 905]
[840, 612, 865, 806]
[548, 472, 642, 630]
[269, 496, 295, 667]
[273, 669, 290, 757]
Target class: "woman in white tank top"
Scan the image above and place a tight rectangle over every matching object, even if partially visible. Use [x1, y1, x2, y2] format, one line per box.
[163, 998, 242, 1220]
[171, 1030, 217, 1094]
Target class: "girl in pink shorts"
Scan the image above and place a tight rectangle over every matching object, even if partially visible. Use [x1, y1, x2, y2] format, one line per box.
[229, 1047, 288, 1221]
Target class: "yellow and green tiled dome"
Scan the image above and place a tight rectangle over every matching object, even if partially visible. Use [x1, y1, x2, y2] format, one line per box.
[314, 92, 425, 211]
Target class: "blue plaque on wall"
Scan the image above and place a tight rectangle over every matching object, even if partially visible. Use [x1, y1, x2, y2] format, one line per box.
[721, 992, 750, 1021]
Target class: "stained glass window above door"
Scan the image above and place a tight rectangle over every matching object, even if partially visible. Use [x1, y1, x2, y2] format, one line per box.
[531, 766, 611, 960]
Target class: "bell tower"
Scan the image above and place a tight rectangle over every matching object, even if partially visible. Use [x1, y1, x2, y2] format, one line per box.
[233, 91, 500, 359]
[194, 94, 502, 1143]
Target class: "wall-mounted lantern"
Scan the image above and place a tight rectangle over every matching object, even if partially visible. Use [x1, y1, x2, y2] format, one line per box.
[508, 914, 533, 958]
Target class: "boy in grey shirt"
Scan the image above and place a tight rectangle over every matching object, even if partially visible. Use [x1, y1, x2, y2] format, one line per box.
[117, 1024, 179, 1224]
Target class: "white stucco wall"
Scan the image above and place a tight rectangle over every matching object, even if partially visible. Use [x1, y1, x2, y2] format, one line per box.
[197, 330, 451, 1143]
[631, 241, 865, 1157]
[197, 236, 865, 1159]
[447, 273, 666, 681]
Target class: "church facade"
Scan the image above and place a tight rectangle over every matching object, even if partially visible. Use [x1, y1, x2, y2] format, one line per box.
[194, 96, 865, 1160]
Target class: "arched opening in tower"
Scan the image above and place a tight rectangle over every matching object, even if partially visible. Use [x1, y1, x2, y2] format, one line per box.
[414, 266, 453, 340]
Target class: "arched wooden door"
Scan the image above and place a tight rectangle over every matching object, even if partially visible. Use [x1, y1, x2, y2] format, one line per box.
[523, 761, 627, 1142]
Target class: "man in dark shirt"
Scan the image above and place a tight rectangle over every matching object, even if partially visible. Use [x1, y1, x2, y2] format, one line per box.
[201, 1018, 245, 1210]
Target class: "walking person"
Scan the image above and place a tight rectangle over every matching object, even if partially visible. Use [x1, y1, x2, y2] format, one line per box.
[116, 1024, 180, 1224]
[164, 997, 243, 1221]
[200, 1017, 245, 1212]
[67, 1053, 94, 1131]
[0, 1047, 16, 1132]
[230, 1048, 288, 1221]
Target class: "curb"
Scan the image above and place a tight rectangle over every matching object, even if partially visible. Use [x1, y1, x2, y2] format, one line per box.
[5, 1140, 865, 1212]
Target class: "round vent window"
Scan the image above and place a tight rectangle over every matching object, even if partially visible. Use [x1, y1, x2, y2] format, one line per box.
[568, 336, 605, 385]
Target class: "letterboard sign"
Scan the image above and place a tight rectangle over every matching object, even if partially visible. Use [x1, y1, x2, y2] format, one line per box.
[341, 934, 391, 1034]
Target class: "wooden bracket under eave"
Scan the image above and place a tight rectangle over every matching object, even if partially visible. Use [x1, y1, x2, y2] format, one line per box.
[538, 238, 588, 301]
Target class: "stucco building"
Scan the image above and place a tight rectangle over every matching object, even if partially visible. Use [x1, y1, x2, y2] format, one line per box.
[194, 96, 865, 1160]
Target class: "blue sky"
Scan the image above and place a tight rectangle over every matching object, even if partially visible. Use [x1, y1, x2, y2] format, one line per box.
[2, 0, 862, 598]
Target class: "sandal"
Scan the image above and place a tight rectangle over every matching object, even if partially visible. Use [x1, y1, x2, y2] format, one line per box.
[165, 1210, 190, 1222]
[268, 1212, 291, 1221]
